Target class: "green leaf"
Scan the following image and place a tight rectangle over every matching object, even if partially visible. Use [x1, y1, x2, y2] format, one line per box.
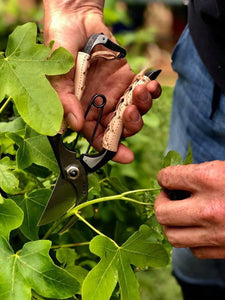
[8, 127, 58, 172]
[0, 195, 4, 204]
[163, 148, 193, 168]
[162, 150, 183, 168]
[0, 117, 25, 133]
[56, 248, 88, 292]
[0, 118, 25, 155]
[56, 247, 79, 267]
[15, 188, 51, 240]
[82, 225, 169, 300]
[0, 134, 16, 155]
[0, 197, 23, 238]
[183, 144, 193, 165]
[0, 157, 19, 194]
[83, 237, 118, 300]
[122, 225, 168, 268]
[0, 239, 80, 300]
[0, 22, 74, 135]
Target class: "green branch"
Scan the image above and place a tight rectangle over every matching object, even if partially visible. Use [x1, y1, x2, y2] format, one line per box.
[69, 187, 159, 216]
[43, 187, 159, 240]
[74, 212, 105, 237]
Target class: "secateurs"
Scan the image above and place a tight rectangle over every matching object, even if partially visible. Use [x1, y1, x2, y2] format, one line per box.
[38, 33, 161, 227]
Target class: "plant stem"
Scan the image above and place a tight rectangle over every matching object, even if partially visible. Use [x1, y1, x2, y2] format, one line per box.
[43, 187, 159, 239]
[51, 242, 90, 249]
[0, 96, 12, 114]
[42, 215, 67, 240]
[74, 211, 105, 237]
[69, 187, 160, 216]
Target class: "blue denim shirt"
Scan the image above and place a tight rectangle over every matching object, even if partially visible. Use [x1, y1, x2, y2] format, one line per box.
[168, 26, 225, 286]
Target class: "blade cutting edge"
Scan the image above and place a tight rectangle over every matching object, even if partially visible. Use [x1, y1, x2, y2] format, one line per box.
[38, 175, 82, 226]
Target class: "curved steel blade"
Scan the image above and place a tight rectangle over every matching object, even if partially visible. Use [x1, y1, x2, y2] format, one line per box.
[38, 174, 87, 226]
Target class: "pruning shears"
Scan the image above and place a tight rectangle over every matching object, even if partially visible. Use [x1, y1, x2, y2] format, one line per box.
[38, 33, 161, 227]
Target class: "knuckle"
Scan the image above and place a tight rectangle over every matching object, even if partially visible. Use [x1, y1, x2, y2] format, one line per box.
[200, 200, 225, 225]
[196, 161, 225, 188]
[200, 204, 215, 223]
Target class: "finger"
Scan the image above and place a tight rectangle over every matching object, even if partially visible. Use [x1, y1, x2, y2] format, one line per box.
[146, 80, 162, 99]
[163, 225, 212, 248]
[49, 74, 85, 131]
[122, 105, 143, 137]
[191, 246, 225, 259]
[59, 92, 84, 131]
[82, 121, 135, 164]
[132, 84, 153, 115]
[154, 191, 201, 226]
[112, 143, 134, 163]
[157, 164, 200, 192]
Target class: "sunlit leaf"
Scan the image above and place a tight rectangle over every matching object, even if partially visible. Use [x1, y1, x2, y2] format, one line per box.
[82, 225, 169, 300]
[0, 22, 74, 135]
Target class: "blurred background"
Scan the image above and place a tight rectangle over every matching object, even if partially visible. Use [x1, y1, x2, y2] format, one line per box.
[0, 0, 187, 299]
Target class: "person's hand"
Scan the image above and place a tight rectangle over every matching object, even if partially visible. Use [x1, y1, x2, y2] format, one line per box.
[43, 0, 161, 163]
[154, 160, 225, 259]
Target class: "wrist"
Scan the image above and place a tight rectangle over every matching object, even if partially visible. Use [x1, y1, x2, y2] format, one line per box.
[42, 0, 107, 52]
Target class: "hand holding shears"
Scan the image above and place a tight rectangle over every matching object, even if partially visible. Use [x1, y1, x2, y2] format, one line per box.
[38, 34, 161, 227]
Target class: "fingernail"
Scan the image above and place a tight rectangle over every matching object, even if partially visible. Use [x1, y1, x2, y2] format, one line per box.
[66, 112, 77, 130]
[129, 110, 140, 122]
[140, 90, 149, 103]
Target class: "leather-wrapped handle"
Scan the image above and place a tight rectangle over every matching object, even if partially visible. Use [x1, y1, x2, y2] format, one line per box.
[102, 73, 151, 152]
[74, 52, 91, 101]
[58, 52, 91, 134]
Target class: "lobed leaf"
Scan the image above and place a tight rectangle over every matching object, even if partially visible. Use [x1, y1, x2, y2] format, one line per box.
[83, 236, 118, 300]
[82, 225, 169, 300]
[0, 239, 80, 300]
[0, 22, 74, 135]
[122, 225, 169, 268]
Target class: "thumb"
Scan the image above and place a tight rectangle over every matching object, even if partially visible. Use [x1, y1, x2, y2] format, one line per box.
[58, 90, 84, 132]
[49, 72, 85, 132]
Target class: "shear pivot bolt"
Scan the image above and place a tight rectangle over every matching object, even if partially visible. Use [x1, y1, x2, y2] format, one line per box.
[65, 166, 80, 180]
